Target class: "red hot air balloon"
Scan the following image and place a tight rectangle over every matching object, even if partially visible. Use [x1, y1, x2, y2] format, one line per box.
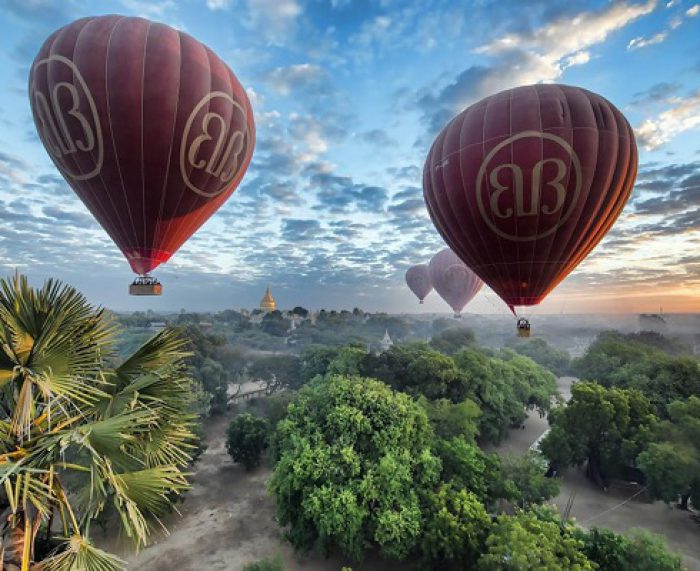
[423, 84, 637, 314]
[29, 15, 255, 295]
[428, 248, 483, 317]
[405, 264, 433, 304]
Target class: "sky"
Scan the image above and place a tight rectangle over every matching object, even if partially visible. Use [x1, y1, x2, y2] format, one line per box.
[0, 0, 699, 315]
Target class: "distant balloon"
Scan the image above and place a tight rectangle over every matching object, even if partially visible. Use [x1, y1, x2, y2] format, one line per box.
[423, 84, 637, 311]
[29, 15, 255, 277]
[428, 248, 483, 316]
[405, 264, 433, 304]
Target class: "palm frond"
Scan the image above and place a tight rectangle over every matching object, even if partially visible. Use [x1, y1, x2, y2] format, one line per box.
[41, 534, 126, 571]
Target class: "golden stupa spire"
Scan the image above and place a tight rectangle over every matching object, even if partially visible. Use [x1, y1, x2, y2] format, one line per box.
[260, 285, 277, 312]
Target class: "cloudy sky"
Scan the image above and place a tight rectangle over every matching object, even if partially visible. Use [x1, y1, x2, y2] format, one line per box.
[1, 0, 699, 315]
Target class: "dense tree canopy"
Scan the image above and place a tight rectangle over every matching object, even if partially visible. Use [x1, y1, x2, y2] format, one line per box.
[507, 337, 571, 376]
[226, 413, 269, 470]
[477, 509, 594, 570]
[269, 376, 441, 561]
[540, 382, 657, 486]
[574, 332, 700, 414]
[637, 396, 700, 509]
[247, 354, 303, 393]
[429, 327, 476, 355]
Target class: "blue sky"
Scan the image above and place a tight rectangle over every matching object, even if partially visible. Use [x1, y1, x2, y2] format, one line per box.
[1, 0, 699, 314]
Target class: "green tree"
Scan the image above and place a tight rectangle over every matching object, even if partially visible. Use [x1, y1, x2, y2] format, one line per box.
[0, 276, 196, 570]
[269, 376, 440, 561]
[326, 346, 368, 377]
[637, 396, 700, 509]
[454, 348, 557, 443]
[226, 413, 269, 470]
[540, 382, 656, 486]
[578, 527, 682, 571]
[429, 327, 475, 355]
[420, 484, 490, 566]
[419, 397, 481, 442]
[507, 337, 571, 376]
[477, 509, 593, 570]
[498, 452, 560, 508]
[261, 311, 290, 337]
[436, 437, 499, 504]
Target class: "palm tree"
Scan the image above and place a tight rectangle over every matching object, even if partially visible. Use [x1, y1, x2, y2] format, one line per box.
[0, 274, 198, 570]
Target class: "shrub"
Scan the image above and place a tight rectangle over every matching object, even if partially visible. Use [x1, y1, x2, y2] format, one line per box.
[226, 412, 269, 470]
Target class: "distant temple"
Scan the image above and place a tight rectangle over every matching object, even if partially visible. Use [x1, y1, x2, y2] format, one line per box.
[260, 286, 277, 313]
[639, 313, 667, 334]
[380, 330, 394, 352]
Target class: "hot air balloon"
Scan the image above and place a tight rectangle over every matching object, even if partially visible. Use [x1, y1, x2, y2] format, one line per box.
[423, 84, 637, 332]
[29, 15, 255, 295]
[428, 248, 483, 317]
[405, 264, 433, 304]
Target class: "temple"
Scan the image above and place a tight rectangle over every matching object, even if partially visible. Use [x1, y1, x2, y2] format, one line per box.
[260, 286, 277, 312]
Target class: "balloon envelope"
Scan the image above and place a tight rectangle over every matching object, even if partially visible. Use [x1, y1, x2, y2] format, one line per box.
[29, 15, 255, 275]
[428, 248, 483, 315]
[423, 84, 637, 309]
[405, 264, 433, 303]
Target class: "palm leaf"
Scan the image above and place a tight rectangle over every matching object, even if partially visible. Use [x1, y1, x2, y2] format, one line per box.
[41, 534, 126, 571]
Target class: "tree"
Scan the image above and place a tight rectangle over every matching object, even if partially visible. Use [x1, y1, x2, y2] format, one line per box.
[261, 311, 290, 337]
[269, 376, 441, 561]
[578, 527, 682, 571]
[227, 413, 269, 470]
[498, 452, 560, 508]
[436, 437, 499, 504]
[429, 327, 475, 355]
[419, 397, 481, 443]
[248, 355, 303, 393]
[477, 509, 594, 570]
[507, 337, 571, 376]
[540, 382, 657, 486]
[0, 275, 196, 570]
[573, 332, 700, 415]
[420, 484, 490, 566]
[454, 348, 558, 443]
[637, 396, 700, 509]
[300, 345, 342, 383]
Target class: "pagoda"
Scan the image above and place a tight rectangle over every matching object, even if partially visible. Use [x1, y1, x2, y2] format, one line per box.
[260, 286, 277, 312]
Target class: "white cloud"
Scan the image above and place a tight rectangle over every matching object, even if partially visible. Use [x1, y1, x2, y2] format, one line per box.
[264, 64, 327, 95]
[478, 0, 657, 60]
[627, 1, 699, 50]
[628, 31, 668, 49]
[420, 1, 657, 131]
[247, 0, 302, 43]
[205, 0, 229, 9]
[120, 0, 175, 18]
[636, 92, 700, 150]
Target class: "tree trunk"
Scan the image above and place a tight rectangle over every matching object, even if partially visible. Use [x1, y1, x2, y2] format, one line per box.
[679, 494, 690, 510]
[2, 511, 39, 571]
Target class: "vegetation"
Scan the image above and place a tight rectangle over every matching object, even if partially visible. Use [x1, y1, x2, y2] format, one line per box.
[540, 381, 656, 486]
[577, 527, 683, 570]
[269, 376, 440, 560]
[477, 509, 593, 570]
[0, 275, 196, 570]
[227, 413, 269, 470]
[507, 337, 571, 376]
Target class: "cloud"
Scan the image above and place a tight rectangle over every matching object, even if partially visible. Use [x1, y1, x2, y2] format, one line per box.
[627, 0, 699, 50]
[281, 219, 323, 242]
[636, 91, 700, 150]
[628, 31, 667, 49]
[205, 0, 229, 9]
[416, 1, 656, 134]
[360, 129, 396, 147]
[246, 0, 302, 43]
[310, 172, 388, 213]
[263, 64, 329, 96]
[120, 0, 176, 19]
[631, 81, 682, 105]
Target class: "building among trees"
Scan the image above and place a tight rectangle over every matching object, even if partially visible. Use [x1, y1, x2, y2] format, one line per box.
[260, 286, 277, 312]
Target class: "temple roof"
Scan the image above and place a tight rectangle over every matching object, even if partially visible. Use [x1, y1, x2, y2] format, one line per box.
[260, 286, 277, 312]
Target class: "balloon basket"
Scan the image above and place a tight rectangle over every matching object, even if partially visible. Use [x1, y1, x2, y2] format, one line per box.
[516, 317, 531, 337]
[129, 275, 162, 296]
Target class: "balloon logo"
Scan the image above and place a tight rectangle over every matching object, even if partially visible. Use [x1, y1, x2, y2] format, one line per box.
[424, 84, 637, 309]
[475, 131, 582, 241]
[29, 15, 256, 283]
